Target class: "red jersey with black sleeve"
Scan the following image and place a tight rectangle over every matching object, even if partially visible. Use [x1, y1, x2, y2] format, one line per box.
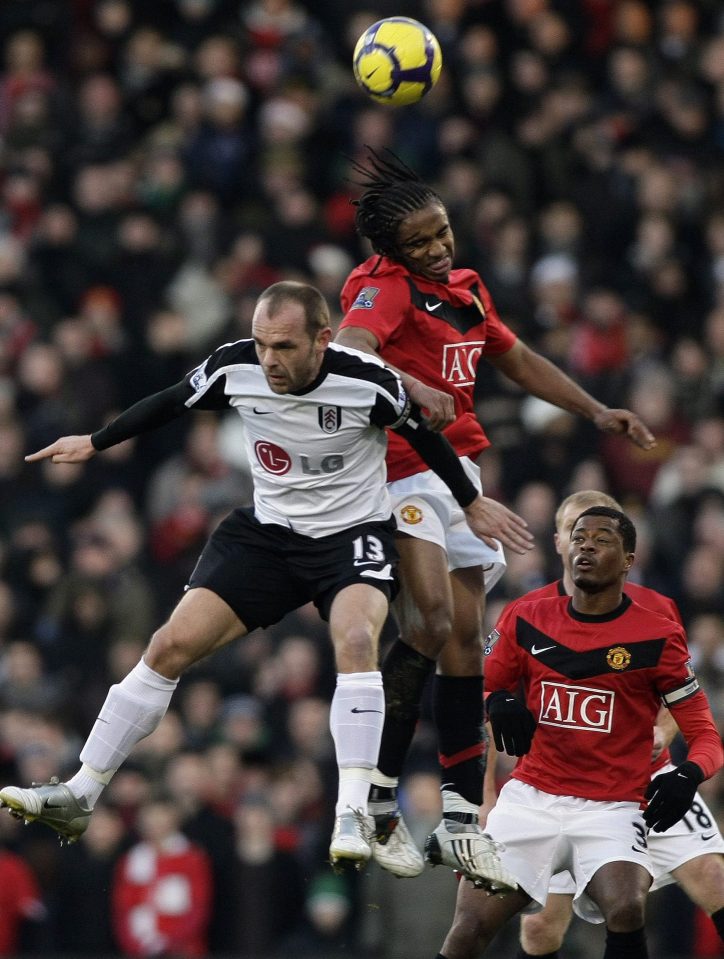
[339, 255, 517, 482]
[484, 594, 722, 803]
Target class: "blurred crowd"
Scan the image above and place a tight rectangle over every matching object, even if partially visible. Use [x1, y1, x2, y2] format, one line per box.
[0, 0, 723, 957]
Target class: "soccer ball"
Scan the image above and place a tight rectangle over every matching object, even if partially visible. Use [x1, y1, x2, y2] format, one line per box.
[353, 17, 442, 107]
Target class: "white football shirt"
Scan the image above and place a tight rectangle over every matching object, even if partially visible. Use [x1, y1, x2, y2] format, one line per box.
[184, 340, 411, 537]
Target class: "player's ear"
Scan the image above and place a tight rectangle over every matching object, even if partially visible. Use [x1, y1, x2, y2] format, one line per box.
[317, 327, 332, 349]
[623, 551, 634, 572]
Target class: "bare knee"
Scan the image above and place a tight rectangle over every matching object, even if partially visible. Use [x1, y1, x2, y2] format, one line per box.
[674, 854, 724, 914]
[145, 623, 193, 678]
[442, 885, 526, 958]
[405, 600, 453, 659]
[443, 909, 491, 957]
[334, 623, 378, 673]
[438, 626, 483, 675]
[521, 908, 569, 954]
[602, 894, 647, 932]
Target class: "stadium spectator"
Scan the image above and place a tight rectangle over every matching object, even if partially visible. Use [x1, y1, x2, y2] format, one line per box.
[53, 804, 126, 955]
[111, 795, 213, 958]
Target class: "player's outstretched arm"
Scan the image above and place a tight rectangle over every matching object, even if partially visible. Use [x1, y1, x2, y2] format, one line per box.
[591, 408, 655, 450]
[488, 340, 656, 450]
[37, 381, 192, 463]
[463, 495, 535, 555]
[25, 435, 96, 464]
[26, 382, 191, 465]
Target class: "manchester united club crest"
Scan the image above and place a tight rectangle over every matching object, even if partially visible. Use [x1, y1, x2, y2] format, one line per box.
[400, 504, 423, 525]
[606, 646, 632, 671]
[318, 406, 342, 433]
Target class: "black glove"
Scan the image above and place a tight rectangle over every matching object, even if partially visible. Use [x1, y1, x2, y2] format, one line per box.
[643, 761, 704, 833]
[486, 689, 536, 756]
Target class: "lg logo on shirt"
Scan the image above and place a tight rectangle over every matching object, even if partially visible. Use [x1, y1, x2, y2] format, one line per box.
[442, 342, 485, 387]
[538, 681, 614, 733]
[255, 441, 291, 474]
[254, 441, 344, 475]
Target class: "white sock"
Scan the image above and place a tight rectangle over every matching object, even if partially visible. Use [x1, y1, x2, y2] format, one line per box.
[330, 671, 384, 816]
[67, 658, 178, 807]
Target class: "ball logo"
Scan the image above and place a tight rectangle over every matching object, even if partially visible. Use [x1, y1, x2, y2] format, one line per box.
[400, 504, 423, 524]
[484, 628, 500, 656]
[255, 441, 291, 475]
[351, 286, 380, 310]
[606, 646, 631, 671]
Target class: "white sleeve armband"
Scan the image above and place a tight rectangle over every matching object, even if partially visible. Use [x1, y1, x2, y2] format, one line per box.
[661, 675, 700, 707]
[387, 386, 412, 430]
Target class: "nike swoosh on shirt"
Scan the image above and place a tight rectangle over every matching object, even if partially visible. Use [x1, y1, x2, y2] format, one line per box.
[425, 300, 442, 311]
[702, 832, 717, 841]
[253, 407, 273, 414]
[350, 707, 383, 714]
[531, 644, 556, 655]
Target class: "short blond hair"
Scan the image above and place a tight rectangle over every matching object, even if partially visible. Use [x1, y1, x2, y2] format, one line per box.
[555, 490, 622, 533]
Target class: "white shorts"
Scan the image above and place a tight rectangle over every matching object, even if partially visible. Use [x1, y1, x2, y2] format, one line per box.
[387, 458, 506, 592]
[648, 763, 724, 890]
[486, 780, 653, 924]
[547, 763, 724, 897]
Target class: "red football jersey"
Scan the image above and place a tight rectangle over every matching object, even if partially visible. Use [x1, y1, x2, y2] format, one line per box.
[506, 580, 683, 626]
[340, 256, 517, 481]
[484, 594, 704, 803]
[508, 580, 683, 773]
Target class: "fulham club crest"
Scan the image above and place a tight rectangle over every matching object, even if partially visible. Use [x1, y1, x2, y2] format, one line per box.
[319, 406, 342, 433]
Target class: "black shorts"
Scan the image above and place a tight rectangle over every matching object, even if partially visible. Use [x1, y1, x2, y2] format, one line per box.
[187, 508, 399, 630]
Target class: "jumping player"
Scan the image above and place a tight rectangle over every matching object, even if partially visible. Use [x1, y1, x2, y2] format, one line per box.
[0, 281, 528, 884]
[435, 506, 723, 959]
[335, 150, 655, 883]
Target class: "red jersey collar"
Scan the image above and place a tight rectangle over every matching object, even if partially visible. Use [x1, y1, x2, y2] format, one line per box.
[348, 255, 481, 307]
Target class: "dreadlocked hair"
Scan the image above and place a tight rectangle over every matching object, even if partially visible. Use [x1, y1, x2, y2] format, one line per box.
[349, 148, 441, 258]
